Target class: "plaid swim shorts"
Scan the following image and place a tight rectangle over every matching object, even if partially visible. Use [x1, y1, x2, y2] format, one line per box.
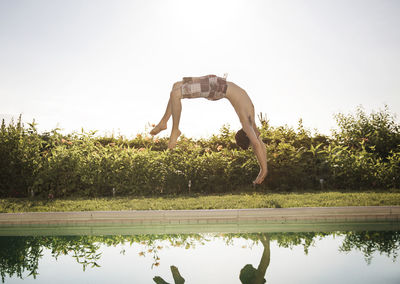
[181, 75, 228, 101]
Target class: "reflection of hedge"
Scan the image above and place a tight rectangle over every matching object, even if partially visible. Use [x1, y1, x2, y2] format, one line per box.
[1, 231, 399, 282]
[339, 231, 400, 264]
[0, 236, 42, 282]
[1, 106, 400, 197]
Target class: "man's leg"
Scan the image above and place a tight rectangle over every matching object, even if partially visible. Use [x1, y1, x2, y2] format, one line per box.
[150, 99, 171, 135]
[168, 82, 183, 149]
[171, 266, 185, 284]
[150, 82, 181, 137]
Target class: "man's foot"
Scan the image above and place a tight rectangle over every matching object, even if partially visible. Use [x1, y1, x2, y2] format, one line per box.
[168, 129, 181, 149]
[253, 169, 267, 185]
[153, 276, 170, 284]
[171, 266, 185, 284]
[150, 124, 167, 136]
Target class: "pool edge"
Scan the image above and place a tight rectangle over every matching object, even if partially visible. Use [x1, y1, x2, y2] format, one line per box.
[1, 206, 399, 225]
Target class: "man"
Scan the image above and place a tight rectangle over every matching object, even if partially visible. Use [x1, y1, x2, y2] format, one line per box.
[239, 234, 270, 284]
[150, 74, 267, 184]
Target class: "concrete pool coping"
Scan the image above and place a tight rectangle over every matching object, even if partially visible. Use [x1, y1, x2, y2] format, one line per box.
[1, 206, 399, 226]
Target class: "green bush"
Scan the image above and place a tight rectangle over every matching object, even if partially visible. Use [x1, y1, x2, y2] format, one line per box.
[333, 105, 400, 159]
[0, 106, 399, 198]
[0, 116, 42, 197]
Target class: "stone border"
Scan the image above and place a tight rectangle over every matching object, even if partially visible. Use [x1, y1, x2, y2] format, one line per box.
[1, 206, 399, 225]
[2, 221, 400, 236]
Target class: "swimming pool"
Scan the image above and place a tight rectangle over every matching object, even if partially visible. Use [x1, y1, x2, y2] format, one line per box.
[1, 221, 399, 283]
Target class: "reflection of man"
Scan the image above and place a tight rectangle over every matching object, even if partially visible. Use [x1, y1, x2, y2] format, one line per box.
[152, 234, 270, 284]
[239, 235, 270, 284]
[153, 265, 185, 284]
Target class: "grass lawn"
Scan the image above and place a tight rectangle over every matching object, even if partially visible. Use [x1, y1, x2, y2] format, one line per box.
[1, 189, 400, 213]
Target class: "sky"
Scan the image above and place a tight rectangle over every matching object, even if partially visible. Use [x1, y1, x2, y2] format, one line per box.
[1, 0, 399, 138]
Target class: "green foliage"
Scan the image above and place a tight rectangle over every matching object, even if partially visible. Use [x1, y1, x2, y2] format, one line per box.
[0, 106, 399, 198]
[333, 105, 400, 159]
[0, 236, 42, 282]
[1, 231, 399, 282]
[339, 231, 400, 264]
[0, 116, 42, 197]
[1, 191, 400, 213]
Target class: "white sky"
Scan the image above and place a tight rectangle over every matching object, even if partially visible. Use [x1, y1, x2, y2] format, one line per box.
[1, 0, 399, 138]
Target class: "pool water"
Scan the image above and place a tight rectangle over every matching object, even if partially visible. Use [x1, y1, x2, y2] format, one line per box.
[1, 223, 399, 283]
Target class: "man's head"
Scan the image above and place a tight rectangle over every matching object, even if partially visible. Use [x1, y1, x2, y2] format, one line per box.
[239, 264, 266, 284]
[235, 129, 250, 150]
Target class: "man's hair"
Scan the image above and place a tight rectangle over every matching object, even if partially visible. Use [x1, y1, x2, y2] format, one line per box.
[235, 129, 250, 150]
[239, 264, 266, 284]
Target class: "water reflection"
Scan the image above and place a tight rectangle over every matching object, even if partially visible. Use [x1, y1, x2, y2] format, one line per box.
[239, 234, 270, 284]
[153, 266, 185, 284]
[152, 235, 271, 284]
[339, 231, 400, 264]
[0, 230, 399, 283]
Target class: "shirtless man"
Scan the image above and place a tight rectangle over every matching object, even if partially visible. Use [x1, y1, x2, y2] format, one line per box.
[150, 75, 267, 184]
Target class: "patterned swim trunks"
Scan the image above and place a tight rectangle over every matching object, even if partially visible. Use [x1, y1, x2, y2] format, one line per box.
[181, 75, 228, 101]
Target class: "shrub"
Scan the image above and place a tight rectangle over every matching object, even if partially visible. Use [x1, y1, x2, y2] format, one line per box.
[333, 105, 400, 159]
[0, 106, 399, 198]
[0, 117, 42, 197]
